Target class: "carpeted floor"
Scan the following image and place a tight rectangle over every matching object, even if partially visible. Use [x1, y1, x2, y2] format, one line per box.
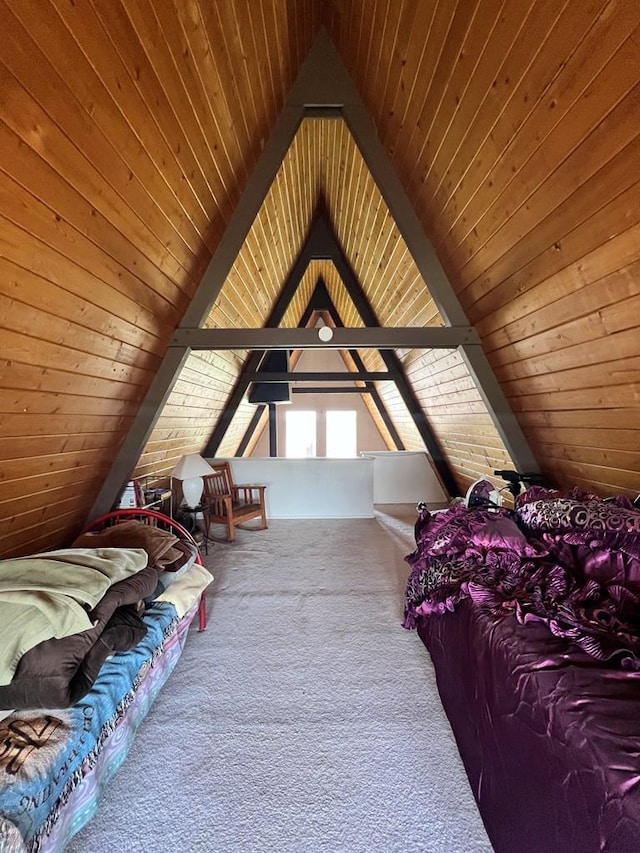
[67, 512, 493, 853]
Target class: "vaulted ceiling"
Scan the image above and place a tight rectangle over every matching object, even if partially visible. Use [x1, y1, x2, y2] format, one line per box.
[1, 0, 639, 557]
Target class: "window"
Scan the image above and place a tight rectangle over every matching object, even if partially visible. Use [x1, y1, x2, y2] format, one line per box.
[326, 410, 357, 458]
[285, 410, 317, 457]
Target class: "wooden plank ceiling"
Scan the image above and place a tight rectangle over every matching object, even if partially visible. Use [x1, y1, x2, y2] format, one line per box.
[1, 0, 638, 557]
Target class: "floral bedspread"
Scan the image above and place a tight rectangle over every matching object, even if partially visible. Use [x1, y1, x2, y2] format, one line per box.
[0, 601, 182, 853]
[404, 489, 640, 668]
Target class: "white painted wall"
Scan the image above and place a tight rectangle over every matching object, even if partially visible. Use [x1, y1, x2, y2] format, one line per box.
[210, 457, 375, 518]
[235, 350, 447, 514]
[361, 451, 449, 504]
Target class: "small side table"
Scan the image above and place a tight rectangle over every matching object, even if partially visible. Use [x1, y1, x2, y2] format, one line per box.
[175, 504, 212, 554]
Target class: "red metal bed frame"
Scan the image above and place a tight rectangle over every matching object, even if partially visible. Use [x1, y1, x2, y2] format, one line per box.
[81, 507, 208, 631]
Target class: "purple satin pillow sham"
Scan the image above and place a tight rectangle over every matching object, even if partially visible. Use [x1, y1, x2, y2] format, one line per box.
[515, 495, 640, 578]
[516, 497, 640, 536]
[470, 515, 544, 557]
[414, 506, 544, 559]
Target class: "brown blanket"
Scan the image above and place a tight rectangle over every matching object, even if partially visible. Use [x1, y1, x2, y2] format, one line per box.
[0, 548, 149, 686]
[0, 564, 158, 710]
[72, 521, 180, 568]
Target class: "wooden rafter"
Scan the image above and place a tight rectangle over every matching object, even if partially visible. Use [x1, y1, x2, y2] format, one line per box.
[87, 27, 539, 523]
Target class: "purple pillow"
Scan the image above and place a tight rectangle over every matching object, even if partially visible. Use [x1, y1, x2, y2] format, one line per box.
[516, 497, 640, 535]
[470, 516, 545, 557]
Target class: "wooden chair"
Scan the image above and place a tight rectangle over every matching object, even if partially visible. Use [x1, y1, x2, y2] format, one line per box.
[202, 462, 268, 542]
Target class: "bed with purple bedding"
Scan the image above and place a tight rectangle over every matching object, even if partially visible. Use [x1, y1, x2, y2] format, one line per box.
[404, 488, 640, 853]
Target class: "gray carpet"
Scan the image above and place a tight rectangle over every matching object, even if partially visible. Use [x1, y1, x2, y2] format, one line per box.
[67, 515, 492, 853]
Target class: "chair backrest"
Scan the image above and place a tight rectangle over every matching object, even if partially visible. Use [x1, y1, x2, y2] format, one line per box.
[202, 462, 233, 499]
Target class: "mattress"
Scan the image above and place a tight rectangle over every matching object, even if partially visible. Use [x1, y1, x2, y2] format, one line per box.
[418, 600, 640, 853]
[0, 563, 212, 853]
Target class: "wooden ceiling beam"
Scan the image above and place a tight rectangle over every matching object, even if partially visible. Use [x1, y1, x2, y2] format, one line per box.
[202, 215, 334, 459]
[235, 279, 406, 455]
[292, 387, 372, 394]
[207, 217, 411, 457]
[244, 371, 396, 382]
[301, 280, 406, 451]
[221, 207, 459, 490]
[88, 27, 540, 523]
[86, 34, 343, 521]
[171, 326, 479, 349]
[302, 34, 541, 477]
[300, 213, 459, 494]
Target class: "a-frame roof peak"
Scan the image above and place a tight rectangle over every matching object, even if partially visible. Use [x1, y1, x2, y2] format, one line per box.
[182, 23, 456, 333]
[88, 26, 539, 522]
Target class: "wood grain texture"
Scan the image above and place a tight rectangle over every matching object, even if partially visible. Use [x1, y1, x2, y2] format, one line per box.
[1, 0, 639, 556]
[327, 0, 640, 497]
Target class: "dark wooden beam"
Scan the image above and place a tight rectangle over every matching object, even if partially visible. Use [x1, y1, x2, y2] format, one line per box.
[305, 215, 460, 495]
[203, 216, 334, 457]
[292, 387, 371, 394]
[236, 405, 266, 457]
[236, 276, 405, 454]
[245, 371, 395, 382]
[172, 325, 478, 350]
[268, 404, 278, 457]
[314, 283, 405, 451]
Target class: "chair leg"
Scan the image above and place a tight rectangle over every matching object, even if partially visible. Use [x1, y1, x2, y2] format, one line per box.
[227, 519, 235, 542]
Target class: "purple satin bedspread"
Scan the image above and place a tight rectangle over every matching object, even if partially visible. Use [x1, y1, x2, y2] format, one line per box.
[418, 600, 640, 853]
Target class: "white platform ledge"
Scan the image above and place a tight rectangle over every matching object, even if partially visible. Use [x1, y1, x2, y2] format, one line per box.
[210, 457, 375, 518]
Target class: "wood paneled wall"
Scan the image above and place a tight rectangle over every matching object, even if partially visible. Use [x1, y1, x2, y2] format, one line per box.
[0, 0, 320, 556]
[1, 0, 638, 557]
[136, 115, 463, 471]
[327, 0, 640, 496]
[132, 121, 325, 479]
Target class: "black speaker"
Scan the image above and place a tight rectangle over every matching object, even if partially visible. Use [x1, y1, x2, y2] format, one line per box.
[248, 350, 291, 404]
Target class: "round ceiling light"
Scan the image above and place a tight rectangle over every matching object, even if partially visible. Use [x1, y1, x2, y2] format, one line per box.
[318, 326, 334, 342]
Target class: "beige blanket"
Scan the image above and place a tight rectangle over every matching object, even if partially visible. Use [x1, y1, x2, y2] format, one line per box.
[156, 563, 214, 618]
[0, 548, 148, 686]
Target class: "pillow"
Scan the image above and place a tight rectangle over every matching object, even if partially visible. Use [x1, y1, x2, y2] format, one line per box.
[471, 516, 545, 557]
[152, 541, 199, 599]
[516, 497, 640, 535]
[426, 507, 529, 558]
[155, 563, 214, 618]
[413, 504, 486, 556]
[73, 520, 179, 566]
[155, 561, 194, 595]
[154, 545, 185, 569]
[155, 540, 197, 572]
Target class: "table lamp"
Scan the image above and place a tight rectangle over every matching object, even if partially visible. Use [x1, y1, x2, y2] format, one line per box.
[171, 453, 214, 508]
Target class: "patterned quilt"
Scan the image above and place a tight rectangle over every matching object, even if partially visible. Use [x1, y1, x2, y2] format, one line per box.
[0, 601, 192, 853]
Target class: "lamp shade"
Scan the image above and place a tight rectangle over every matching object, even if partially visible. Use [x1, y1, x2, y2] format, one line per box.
[171, 453, 214, 480]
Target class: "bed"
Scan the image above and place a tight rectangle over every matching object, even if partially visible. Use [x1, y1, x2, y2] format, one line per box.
[0, 508, 213, 853]
[404, 486, 640, 853]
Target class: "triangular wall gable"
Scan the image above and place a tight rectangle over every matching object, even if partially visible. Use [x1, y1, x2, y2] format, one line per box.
[211, 211, 459, 493]
[88, 29, 539, 522]
[233, 277, 405, 460]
